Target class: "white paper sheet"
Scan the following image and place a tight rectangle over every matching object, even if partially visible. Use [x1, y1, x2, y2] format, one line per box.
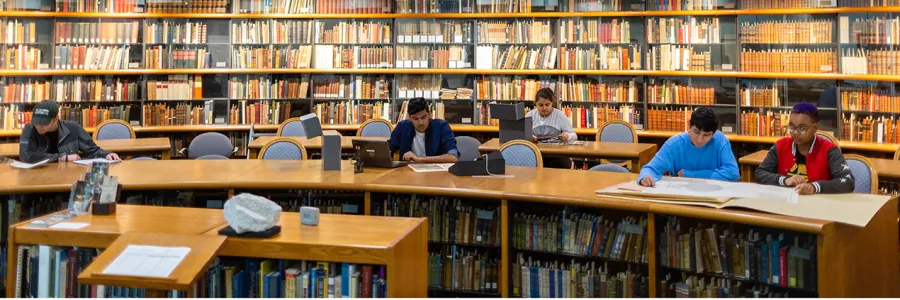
[408, 163, 455, 173]
[10, 158, 50, 169]
[48, 222, 89, 230]
[73, 158, 121, 166]
[644, 178, 798, 204]
[102, 245, 191, 278]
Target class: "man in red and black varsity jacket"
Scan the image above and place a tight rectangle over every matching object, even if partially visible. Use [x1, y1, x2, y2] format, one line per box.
[755, 103, 854, 195]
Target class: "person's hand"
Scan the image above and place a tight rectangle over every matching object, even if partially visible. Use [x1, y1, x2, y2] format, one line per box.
[640, 176, 656, 187]
[558, 133, 569, 143]
[784, 175, 807, 187]
[677, 169, 684, 177]
[532, 135, 538, 142]
[795, 183, 815, 195]
[106, 153, 121, 161]
[59, 154, 81, 162]
[402, 151, 421, 162]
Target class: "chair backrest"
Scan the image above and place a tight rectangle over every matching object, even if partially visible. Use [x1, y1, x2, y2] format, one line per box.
[358, 119, 393, 137]
[844, 154, 878, 194]
[93, 119, 135, 140]
[499, 140, 543, 168]
[455, 136, 482, 161]
[188, 132, 234, 159]
[130, 156, 156, 161]
[277, 117, 307, 137]
[259, 138, 307, 160]
[895, 147, 900, 160]
[589, 163, 630, 173]
[597, 120, 637, 144]
[817, 132, 839, 146]
[196, 154, 230, 160]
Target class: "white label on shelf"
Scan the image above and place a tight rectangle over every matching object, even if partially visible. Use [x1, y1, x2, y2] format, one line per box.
[215, 7, 226, 13]
[413, 35, 422, 43]
[214, 117, 225, 124]
[399, 35, 407, 43]
[429, 35, 438, 43]
[216, 62, 227, 68]
[450, 61, 459, 69]
[301, 7, 312, 13]
[454, 35, 463, 43]
[462, 118, 472, 124]
[821, 65, 833, 72]
[415, 90, 425, 98]
[403, 60, 412, 68]
[38, 63, 49, 70]
[133, 6, 144, 12]
[723, 126, 734, 133]
[722, 64, 733, 70]
[130, 121, 141, 126]
[400, 90, 409, 99]
[465, 62, 472, 68]
[413, 61, 422, 68]
[128, 62, 139, 69]
[419, 60, 428, 68]
[633, 124, 644, 130]
[430, 90, 439, 99]
[437, 35, 445, 43]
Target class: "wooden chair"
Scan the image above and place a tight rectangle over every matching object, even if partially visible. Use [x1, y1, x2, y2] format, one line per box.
[844, 154, 879, 194]
[93, 119, 135, 140]
[498, 140, 543, 168]
[816, 131, 839, 146]
[258, 137, 308, 160]
[277, 117, 306, 137]
[357, 119, 393, 137]
[893, 147, 899, 160]
[596, 120, 638, 169]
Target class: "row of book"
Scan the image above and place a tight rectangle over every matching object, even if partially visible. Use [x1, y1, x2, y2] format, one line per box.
[842, 113, 900, 144]
[512, 256, 649, 298]
[650, 0, 718, 11]
[15, 246, 107, 298]
[54, 77, 140, 102]
[4, 45, 43, 70]
[313, 45, 391, 69]
[312, 100, 392, 125]
[2, 19, 37, 45]
[143, 102, 213, 126]
[741, 0, 835, 9]
[395, 45, 469, 69]
[740, 83, 781, 107]
[476, 75, 554, 101]
[658, 217, 818, 291]
[560, 19, 633, 44]
[59, 104, 134, 127]
[0, 105, 27, 129]
[647, 78, 716, 105]
[54, 45, 132, 70]
[314, 0, 393, 14]
[229, 100, 293, 125]
[148, 75, 202, 101]
[144, 20, 208, 45]
[144, 46, 209, 69]
[316, 21, 392, 44]
[740, 48, 836, 73]
[559, 45, 639, 70]
[197, 259, 387, 298]
[428, 248, 499, 294]
[396, 20, 471, 44]
[374, 195, 501, 246]
[848, 15, 900, 45]
[56, 0, 139, 12]
[238, 0, 313, 13]
[646, 17, 722, 44]
[648, 107, 690, 132]
[842, 87, 900, 113]
[512, 212, 648, 263]
[559, 78, 638, 103]
[55, 21, 140, 45]
[230, 74, 310, 100]
[562, 105, 641, 129]
[562, 0, 634, 12]
[477, 45, 559, 70]
[840, 48, 900, 75]
[395, 99, 446, 122]
[233, 45, 312, 69]
[1, 79, 51, 103]
[647, 45, 711, 71]
[396, 0, 473, 13]
[146, 0, 228, 13]
[659, 274, 802, 297]
[740, 109, 790, 138]
[740, 20, 833, 44]
[476, 20, 553, 44]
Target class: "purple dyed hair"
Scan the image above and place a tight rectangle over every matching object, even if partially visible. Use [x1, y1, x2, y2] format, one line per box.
[791, 102, 819, 122]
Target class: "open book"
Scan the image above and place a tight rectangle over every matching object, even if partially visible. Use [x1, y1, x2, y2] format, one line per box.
[10, 158, 50, 169]
[596, 177, 890, 227]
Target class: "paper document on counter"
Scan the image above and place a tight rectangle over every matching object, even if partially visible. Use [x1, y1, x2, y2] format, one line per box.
[10, 158, 50, 169]
[102, 245, 191, 278]
[641, 178, 799, 204]
[74, 158, 121, 166]
[408, 163, 455, 172]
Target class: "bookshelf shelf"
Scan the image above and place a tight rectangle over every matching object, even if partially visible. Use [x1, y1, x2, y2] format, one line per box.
[428, 240, 500, 248]
[511, 247, 648, 266]
[427, 287, 501, 297]
[649, 103, 734, 107]
[658, 265, 819, 295]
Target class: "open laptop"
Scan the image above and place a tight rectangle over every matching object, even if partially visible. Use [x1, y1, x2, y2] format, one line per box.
[353, 140, 407, 168]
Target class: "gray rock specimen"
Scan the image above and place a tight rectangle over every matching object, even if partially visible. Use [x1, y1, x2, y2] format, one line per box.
[223, 193, 282, 234]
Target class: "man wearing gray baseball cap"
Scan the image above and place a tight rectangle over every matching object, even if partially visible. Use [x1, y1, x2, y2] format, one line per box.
[18, 100, 120, 163]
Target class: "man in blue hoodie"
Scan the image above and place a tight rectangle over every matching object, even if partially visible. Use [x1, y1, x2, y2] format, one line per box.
[638, 107, 739, 187]
[389, 97, 459, 164]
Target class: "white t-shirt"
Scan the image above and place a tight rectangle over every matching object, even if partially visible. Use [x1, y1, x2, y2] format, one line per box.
[412, 131, 426, 157]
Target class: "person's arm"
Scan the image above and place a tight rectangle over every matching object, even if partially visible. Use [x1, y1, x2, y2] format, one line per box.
[75, 125, 110, 159]
[419, 122, 458, 163]
[18, 125, 61, 163]
[555, 110, 577, 141]
[812, 147, 855, 194]
[754, 144, 787, 186]
[637, 139, 676, 183]
[681, 138, 740, 181]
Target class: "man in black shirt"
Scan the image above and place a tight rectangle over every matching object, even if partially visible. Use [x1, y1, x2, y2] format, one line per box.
[18, 101, 121, 163]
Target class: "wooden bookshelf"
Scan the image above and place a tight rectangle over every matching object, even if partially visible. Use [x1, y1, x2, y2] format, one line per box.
[2, 160, 897, 297]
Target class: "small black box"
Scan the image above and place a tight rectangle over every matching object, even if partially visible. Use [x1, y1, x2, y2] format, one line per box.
[499, 118, 533, 143]
[91, 202, 116, 215]
[489, 103, 527, 120]
[218, 225, 282, 238]
[449, 151, 505, 176]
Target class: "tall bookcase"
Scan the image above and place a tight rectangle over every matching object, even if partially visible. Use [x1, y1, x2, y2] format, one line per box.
[4, 0, 900, 145]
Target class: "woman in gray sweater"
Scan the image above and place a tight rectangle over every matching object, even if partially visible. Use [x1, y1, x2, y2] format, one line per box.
[526, 88, 577, 168]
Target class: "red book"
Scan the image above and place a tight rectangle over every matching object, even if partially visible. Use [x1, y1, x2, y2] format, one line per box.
[67, 249, 79, 297]
[362, 266, 373, 298]
[779, 247, 788, 287]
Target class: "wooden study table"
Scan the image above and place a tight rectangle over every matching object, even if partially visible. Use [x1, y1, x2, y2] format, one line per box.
[0, 137, 172, 160]
[738, 150, 900, 182]
[247, 136, 389, 158]
[206, 213, 427, 298]
[478, 138, 658, 173]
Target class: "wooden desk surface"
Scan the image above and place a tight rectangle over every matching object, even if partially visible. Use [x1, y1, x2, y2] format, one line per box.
[0, 137, 171, 158]
[248, 136, 389, 150]
[366, 165, 538, 199]
[233, 160, 393, 191]
[109, 160, 262, 190]
[78, 232, 227, 292]
[208, 213, 425, 264]
[478, 138, 658, 159]
[739, 150, 900, 180]
[12, 205, 227, 249]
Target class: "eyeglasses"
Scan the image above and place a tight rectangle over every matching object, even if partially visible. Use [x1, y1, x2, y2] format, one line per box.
[787, 123, 817, 134]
